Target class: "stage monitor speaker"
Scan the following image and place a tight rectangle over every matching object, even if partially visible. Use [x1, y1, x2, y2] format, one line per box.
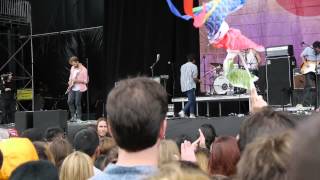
[266, 56, 294, 105]
[15, 111, 34, 133]
[33, 110, 68, 134]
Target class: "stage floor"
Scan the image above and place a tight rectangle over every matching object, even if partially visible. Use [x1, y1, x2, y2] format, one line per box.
[0, 114, 310, 143]
[67, 114, 308, 142]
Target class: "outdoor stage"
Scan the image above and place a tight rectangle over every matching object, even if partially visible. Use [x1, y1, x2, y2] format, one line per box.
[172, 94, 250, 117]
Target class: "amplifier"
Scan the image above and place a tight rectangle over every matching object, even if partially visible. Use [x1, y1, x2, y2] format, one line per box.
[266, 45, 294, 57]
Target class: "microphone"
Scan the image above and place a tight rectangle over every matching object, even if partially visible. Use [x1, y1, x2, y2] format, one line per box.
[301, 41, 305, 46]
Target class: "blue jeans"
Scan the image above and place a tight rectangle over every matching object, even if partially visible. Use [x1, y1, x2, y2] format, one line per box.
[183, 88, 196, 114]
[67, 90, 83, 119]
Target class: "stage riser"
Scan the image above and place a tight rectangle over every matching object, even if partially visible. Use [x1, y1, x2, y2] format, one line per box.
[15, 110, 68, 134]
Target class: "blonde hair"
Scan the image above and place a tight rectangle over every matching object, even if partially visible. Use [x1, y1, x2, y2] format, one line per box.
[236, 131, 293, 180]
[158, 140, 180, 166]
[195, 148, 210, 174]
[59, 151, 94, 180]
[148, 162, 210, 180]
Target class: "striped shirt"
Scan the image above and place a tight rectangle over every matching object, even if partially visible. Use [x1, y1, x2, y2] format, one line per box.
[301, 47, 320, 61]
[180, 62, 198, 92]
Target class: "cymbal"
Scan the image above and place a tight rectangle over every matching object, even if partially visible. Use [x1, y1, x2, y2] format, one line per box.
[210, 63, 222, 67]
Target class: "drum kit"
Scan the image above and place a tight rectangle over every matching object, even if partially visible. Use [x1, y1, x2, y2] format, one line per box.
[204, 63, 246, 95]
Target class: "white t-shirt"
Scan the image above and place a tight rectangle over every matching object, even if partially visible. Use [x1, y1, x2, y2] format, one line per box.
[71, 69, 81, 91]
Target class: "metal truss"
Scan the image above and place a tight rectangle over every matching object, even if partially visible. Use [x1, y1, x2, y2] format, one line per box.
[0, 0, 34, 110]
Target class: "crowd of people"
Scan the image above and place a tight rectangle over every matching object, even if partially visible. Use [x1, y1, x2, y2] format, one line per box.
[0, 77, 320, 180]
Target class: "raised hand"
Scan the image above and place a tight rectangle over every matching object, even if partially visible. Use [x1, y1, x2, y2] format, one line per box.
[181, 140, 197, 162]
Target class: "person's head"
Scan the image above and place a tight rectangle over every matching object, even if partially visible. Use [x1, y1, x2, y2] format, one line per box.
[94, 146, 118, 171]
[186, 53, 196, 63]
[94, 155, 108, 171]
[73, 128, 99, 159]
[159, 139, 180, 166]
[68, 56, 80, 68]
[289, 115, 320, 180]
[148, 162, 211, 180]
[96, 117, 108, 138]
[21, 128, 43, 142]
[7, 73, 12, 81]
[44, 127, 64, 142]
[106, 77, 168, 152]
[199, 124, 217, 149]
[49, 138, 73, 170]
[99, 137, 116, 155]
[195, 147, 210, 174]
[0, 138, 39, 179]
[238, 107, 295, 152]
[9, 160, 59, 180]
[208, 136, 240, 176]
[59, 151, 94, 180]
[237, 131, 293, 180]
[312, 41, 320, 54]
[32, 141, 55, 165]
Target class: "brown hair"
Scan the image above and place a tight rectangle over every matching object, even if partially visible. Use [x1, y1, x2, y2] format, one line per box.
[33, 141, 56, 165]
[99, 137, 116, 155]
[106, 77, 168, 152]
[208, 136, 240, 176]
[289, 115, 320, 180]
[238, 107, 295, 151]
[68, 56, 79, 65]
[237, 131, 293, 180]
[49, 138, 73, 170]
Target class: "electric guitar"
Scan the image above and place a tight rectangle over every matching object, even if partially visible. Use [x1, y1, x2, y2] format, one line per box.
[65, 70, 80, 94]
[301, 60, 320, 74]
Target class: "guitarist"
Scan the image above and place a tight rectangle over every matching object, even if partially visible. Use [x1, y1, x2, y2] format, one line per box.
[67, 56, 89, 121]
[301, 41, 320, 109]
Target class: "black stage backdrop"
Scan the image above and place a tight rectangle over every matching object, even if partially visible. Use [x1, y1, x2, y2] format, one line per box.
[26, 0, 105, 115]
[104, 0, 200, 98]
[8, 0, 199, 116]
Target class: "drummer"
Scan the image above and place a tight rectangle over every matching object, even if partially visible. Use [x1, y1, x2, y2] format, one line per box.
[210, 62, 223, 76]
[240, 48, 262, 77]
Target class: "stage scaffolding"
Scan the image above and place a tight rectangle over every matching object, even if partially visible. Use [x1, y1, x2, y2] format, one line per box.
[1, 0, 102, 117]
[0, 0, 34, 110]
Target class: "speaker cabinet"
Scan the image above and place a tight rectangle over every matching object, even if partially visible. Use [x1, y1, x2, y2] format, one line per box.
[266, 56, 294, 105]
[15, 111, 34, 133]
[33, 110, 68, 134]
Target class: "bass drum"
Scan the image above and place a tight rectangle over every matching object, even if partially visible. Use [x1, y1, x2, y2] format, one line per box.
[213, 76, 231, 95]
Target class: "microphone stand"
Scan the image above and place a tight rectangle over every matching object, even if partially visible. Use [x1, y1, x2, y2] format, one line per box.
[150, 57, 160, 78]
